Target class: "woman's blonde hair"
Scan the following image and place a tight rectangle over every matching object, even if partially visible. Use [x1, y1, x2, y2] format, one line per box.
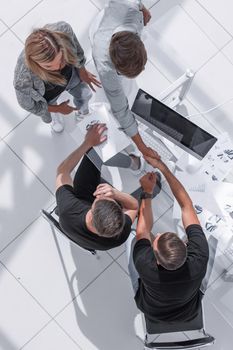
[25, 28, 78, 85]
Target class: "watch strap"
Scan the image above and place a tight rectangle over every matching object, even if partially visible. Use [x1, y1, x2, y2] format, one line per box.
[140, 191, 153, 199]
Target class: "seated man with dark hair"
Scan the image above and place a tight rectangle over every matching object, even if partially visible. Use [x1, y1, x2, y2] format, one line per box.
[56, 123, 139, 251]
[153, 231, 187, 271]
[126, 157, 209, 323]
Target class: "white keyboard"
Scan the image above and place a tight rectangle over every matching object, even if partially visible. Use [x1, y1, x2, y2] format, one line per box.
[139, 126, 173, 162]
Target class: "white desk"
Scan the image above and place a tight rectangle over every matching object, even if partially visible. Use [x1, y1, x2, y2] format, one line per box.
[69, 117, 147, 193]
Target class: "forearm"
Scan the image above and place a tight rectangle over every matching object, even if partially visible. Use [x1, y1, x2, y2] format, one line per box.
[159, 162, 192, 208]
[97, 69, 139, 137]
[114, 190, 138, 210]
[57, 141, 90, 175]
[136, 199, 153, 239]
[131, 132, 147, 153]
[48, 104, 60, 113]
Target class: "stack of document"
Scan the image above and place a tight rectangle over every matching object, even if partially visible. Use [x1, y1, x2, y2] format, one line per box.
[172, 170, 233, 255]
[176, 132, 233, 183]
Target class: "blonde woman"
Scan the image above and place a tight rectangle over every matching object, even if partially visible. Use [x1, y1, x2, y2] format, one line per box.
[14, 21, 101, 133]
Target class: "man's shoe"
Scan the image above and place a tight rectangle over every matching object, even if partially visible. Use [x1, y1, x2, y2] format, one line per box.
[129, 154, 146, 176]
[75, 108, 90, 122]
[51, 113, 64, 133]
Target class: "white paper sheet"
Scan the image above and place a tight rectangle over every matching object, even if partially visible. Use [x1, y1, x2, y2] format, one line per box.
[177, 133, 233, 183]
[71, 104, 131, 162]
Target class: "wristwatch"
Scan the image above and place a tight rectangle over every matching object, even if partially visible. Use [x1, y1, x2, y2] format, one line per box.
[140, 191, 153, 199]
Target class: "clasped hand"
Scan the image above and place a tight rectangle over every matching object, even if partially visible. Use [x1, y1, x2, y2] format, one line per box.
[142, 146, 160, 160]
[140, 172, 157, 193]
[93, 183, 115, 199]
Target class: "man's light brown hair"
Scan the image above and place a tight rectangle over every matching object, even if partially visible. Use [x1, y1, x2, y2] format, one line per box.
[154, 232, 187, 270]
[109, 31, 147, 78]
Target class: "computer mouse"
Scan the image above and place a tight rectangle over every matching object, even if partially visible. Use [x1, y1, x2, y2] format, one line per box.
[185, 157, 202, 174]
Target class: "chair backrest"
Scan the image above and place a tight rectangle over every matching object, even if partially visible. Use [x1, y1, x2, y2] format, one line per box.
[145, 304, 203, 335]
[41, 209, 97, 255]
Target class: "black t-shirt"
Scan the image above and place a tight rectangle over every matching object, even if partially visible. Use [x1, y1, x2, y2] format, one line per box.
[43, 65, 73, 102]
[55, 185, 132, 251]
[133, 224, 209, 322]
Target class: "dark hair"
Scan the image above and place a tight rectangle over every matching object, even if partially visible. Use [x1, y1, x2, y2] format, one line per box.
[109, 31, 147, 78]
[92, 199, 125, 237]
[154, 232, 187, 270]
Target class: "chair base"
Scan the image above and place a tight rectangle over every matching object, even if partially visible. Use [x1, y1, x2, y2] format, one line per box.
[144, 332, 215, 349]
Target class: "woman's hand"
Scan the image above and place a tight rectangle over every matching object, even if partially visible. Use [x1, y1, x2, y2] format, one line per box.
[48, 100, 78, 115]
[79, 67, 102, 92]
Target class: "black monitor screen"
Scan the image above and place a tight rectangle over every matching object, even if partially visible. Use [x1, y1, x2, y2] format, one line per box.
[131, 89, 217, 159]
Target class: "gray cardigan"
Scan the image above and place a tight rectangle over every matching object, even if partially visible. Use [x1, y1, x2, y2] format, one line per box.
[13, 21, 86, 122]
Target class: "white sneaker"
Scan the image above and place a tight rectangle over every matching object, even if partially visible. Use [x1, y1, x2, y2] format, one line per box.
[75, 93, 92, 121]
[129, 154, 146, 176]
[75, 109, 90, 122]
[51, 113, 64, 133]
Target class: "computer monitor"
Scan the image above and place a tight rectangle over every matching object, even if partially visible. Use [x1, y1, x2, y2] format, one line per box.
[131, 89, 217, 160]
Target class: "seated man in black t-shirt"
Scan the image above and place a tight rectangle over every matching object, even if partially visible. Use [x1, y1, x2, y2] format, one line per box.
[126, 156, 209, 324]
[55, 123, 139, 251]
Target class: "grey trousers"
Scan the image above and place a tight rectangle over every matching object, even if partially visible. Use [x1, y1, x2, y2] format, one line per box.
[125, 231, 140, 295]
[86, 147, 137, 171]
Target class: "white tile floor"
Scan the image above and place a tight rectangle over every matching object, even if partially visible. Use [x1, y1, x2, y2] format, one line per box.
[1, 0, 233, 349]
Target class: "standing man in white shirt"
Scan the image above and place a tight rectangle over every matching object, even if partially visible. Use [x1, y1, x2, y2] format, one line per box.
[92, 0, 160, 160]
